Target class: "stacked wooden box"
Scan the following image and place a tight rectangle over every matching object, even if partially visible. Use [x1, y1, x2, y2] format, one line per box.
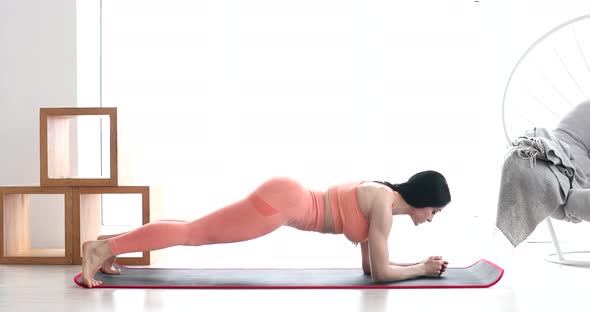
[0, 107, 158, 265]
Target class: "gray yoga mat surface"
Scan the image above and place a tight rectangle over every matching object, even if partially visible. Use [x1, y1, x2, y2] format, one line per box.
[74, 259, 503, 289]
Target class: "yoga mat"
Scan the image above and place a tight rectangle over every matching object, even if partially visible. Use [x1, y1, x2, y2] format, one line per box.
[74, 259, 503, 289]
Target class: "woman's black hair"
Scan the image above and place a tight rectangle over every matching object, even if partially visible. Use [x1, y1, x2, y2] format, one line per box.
[376, 170, 451, 208]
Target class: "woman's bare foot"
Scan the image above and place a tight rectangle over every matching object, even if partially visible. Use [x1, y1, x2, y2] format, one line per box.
[97, 234, 122, 274]
[81, 240, 114, 288]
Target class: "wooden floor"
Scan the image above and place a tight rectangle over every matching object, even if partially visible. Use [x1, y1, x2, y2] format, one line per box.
[1, 242, 590, 312]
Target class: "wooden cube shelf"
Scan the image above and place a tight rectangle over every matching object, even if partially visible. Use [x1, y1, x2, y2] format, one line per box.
[73, 186, 159, 265]
[0, 187, 73, 264]
[40, 107, 118, 187]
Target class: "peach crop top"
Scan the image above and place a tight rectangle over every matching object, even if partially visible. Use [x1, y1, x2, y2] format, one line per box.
[327, 181, 369, 243]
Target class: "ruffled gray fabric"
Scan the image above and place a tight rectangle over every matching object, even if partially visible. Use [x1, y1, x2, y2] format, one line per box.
[496, 127, 588, 247]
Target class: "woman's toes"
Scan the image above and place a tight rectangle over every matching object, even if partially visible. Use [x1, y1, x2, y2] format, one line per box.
[101, 266, 121, 275]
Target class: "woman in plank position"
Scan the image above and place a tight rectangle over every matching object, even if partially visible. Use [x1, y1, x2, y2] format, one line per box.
[81, 170, 451, 287]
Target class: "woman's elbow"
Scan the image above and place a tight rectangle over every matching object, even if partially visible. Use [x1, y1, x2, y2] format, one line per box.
[362, 263, 371, 275]
[370, 270, 388, 283]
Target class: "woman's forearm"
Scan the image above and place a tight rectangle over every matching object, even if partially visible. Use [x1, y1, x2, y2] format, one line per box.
[364, 262, 420, 276]
[389, 261, 420, 267]
[371, 264, 426, 282]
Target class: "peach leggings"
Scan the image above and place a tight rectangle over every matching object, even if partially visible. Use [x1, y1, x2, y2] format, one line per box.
[109, 177, 325, 256]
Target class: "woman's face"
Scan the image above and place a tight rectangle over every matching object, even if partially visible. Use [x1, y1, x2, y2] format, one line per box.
[411, 207, 443, 226]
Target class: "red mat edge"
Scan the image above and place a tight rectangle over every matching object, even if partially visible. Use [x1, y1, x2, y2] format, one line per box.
[73, 258, 504, 289]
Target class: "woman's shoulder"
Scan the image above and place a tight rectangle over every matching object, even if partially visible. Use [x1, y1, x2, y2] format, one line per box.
[358, 181, 392, 191]
[358, 181, 395, 203]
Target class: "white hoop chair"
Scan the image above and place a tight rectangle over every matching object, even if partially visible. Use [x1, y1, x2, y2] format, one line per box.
[502, 14, 590, 266]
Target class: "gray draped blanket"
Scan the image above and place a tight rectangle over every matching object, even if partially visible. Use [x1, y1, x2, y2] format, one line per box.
[496, 127, 589, 247]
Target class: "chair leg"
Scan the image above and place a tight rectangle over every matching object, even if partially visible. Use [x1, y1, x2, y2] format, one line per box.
[544, 218, 590, 266]
[546, 218, 564, 261]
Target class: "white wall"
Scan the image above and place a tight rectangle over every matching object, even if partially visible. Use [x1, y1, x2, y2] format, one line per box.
[0, 0, 77, 248]
[0, 0, 77, 184]
[102, 0, 494, 219]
